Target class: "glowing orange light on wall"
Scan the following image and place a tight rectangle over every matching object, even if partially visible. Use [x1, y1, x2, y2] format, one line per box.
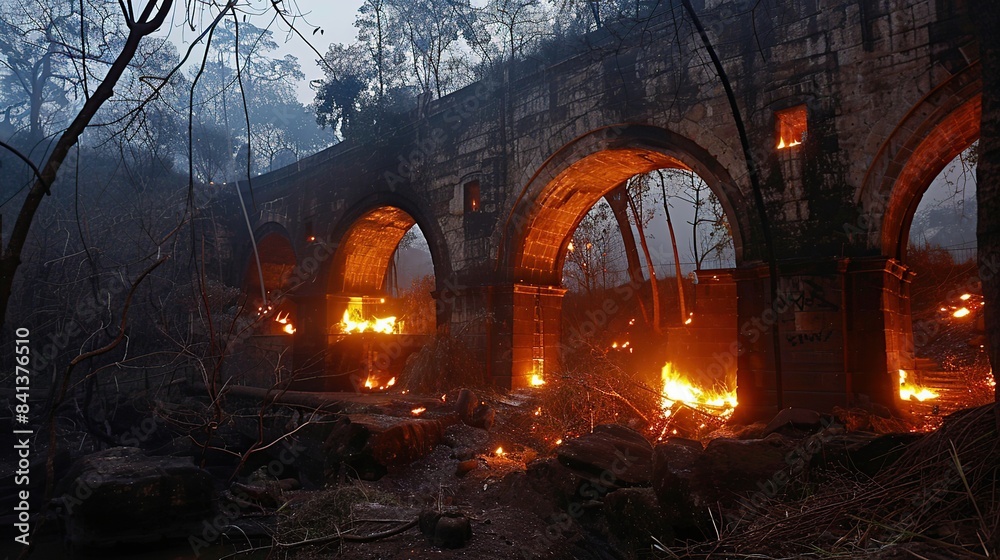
[776, 105, 807, 150]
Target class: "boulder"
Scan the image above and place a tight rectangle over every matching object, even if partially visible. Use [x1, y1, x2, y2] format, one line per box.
[762, 408, 826, 437]
[651, 438, 703, 518]
[604, 488, 674, 551]
[557, 424, 653, 488]
[816, 432, 923, 477]
[692, 435, 798, 507]
[455, 459, 480, 477]
[55, 447, 213, 549]
[524, 457, 581, 507]
[469, 404, 496, 430]
[443, 422, 490, 460]
[419, 510, 472, 548]
[454, 389, 477, 423]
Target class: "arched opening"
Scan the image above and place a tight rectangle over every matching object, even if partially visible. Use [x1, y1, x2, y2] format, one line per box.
[860, 64, 992, 427]
[322, 205, 438, 392]
[498, 125, 752, 436]
[559, 168, 739, 436]
[242, 225, 297, 335]
[861, 64, 981, 258]
[902, 144, 995, 427]
[858, 65, 989, 421]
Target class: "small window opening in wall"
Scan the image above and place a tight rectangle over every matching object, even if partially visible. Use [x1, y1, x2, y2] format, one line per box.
[776, 105, 807, 150]
[464, 180, 481, 213]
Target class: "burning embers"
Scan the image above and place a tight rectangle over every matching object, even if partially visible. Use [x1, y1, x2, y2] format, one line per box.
[943, 292, 981, 320]
[256, 304, 296, 335]
[898, 369, 938, 402]
[653, 362, 737, 439]
[659, 362, 738, 416]
[274, 311, 295, 334]
[363, 375, 396, 391]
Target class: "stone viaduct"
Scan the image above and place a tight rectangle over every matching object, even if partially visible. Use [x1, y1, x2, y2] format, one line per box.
[211, 0, 983, 419]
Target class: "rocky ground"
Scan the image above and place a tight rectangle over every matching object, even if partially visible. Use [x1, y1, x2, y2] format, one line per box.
[1, 382, 998, 560]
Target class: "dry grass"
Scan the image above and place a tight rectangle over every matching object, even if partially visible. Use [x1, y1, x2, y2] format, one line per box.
[658, 405, 1000, 559]
[532, 353, 660, 442]
[276, 483, 402, 558]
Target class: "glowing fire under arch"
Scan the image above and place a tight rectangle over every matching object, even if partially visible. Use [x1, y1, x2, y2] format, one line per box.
[498, 125, 754, 414]
[322, 200, 448, 391]
[242, 224, 298, 335]
[863, 64, 985, 411]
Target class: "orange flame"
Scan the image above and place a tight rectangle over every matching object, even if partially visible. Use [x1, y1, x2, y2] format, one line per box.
[659, 362, 737, 417]
[362, 375, 397, 391]
[340, 310, 397, 334]
[274, 311, 295, 334]
[777, 137, 802, 149]
[898, 369, 938, 402]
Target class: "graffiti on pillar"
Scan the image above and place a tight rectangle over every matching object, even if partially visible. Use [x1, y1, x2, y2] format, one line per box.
[785, 328, 835, 347]
[782, 278, 840, 312]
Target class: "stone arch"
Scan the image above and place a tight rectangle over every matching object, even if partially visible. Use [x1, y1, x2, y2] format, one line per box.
[860, 63, 981, 260]
[326, 191, 451, 299]
[241, 222, 297, 306]
[499, 124, 755, 285]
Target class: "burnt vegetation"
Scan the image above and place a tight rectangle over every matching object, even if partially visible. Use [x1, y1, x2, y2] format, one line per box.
[0, 0, 998, 559]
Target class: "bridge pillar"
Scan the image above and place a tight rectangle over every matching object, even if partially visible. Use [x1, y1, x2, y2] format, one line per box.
[490, 284, 566, 389]
[665, 270, 739, 387]
[734, 257, 914, 420]
[290, 292, 330, 391]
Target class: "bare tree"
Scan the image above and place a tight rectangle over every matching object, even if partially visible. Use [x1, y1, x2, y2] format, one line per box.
[626, 174, 662, 333]
[0, 0, 177, 328]
[654, 170, 687, 323]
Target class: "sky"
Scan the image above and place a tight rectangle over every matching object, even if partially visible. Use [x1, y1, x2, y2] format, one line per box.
[158, 1, 365, 103]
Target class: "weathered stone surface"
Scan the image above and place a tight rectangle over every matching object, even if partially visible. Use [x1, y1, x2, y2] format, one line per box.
[762, 408, 825, 437]
[55, 447, 213, 548]
[214, 0, 981, 417]
[692, 435, 798, 506]
[651, 439, 703, 515]
[556, 424, 653, 488]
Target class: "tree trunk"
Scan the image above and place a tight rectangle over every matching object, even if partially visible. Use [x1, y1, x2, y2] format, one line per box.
[658, 171, 687, 323]
[627, 191, 661, 334]
[604, 185, 650, 326]
[0, 0, 174, 329]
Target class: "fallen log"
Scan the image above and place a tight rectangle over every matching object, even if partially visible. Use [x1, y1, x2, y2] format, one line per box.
[325, 413, 461, 480]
